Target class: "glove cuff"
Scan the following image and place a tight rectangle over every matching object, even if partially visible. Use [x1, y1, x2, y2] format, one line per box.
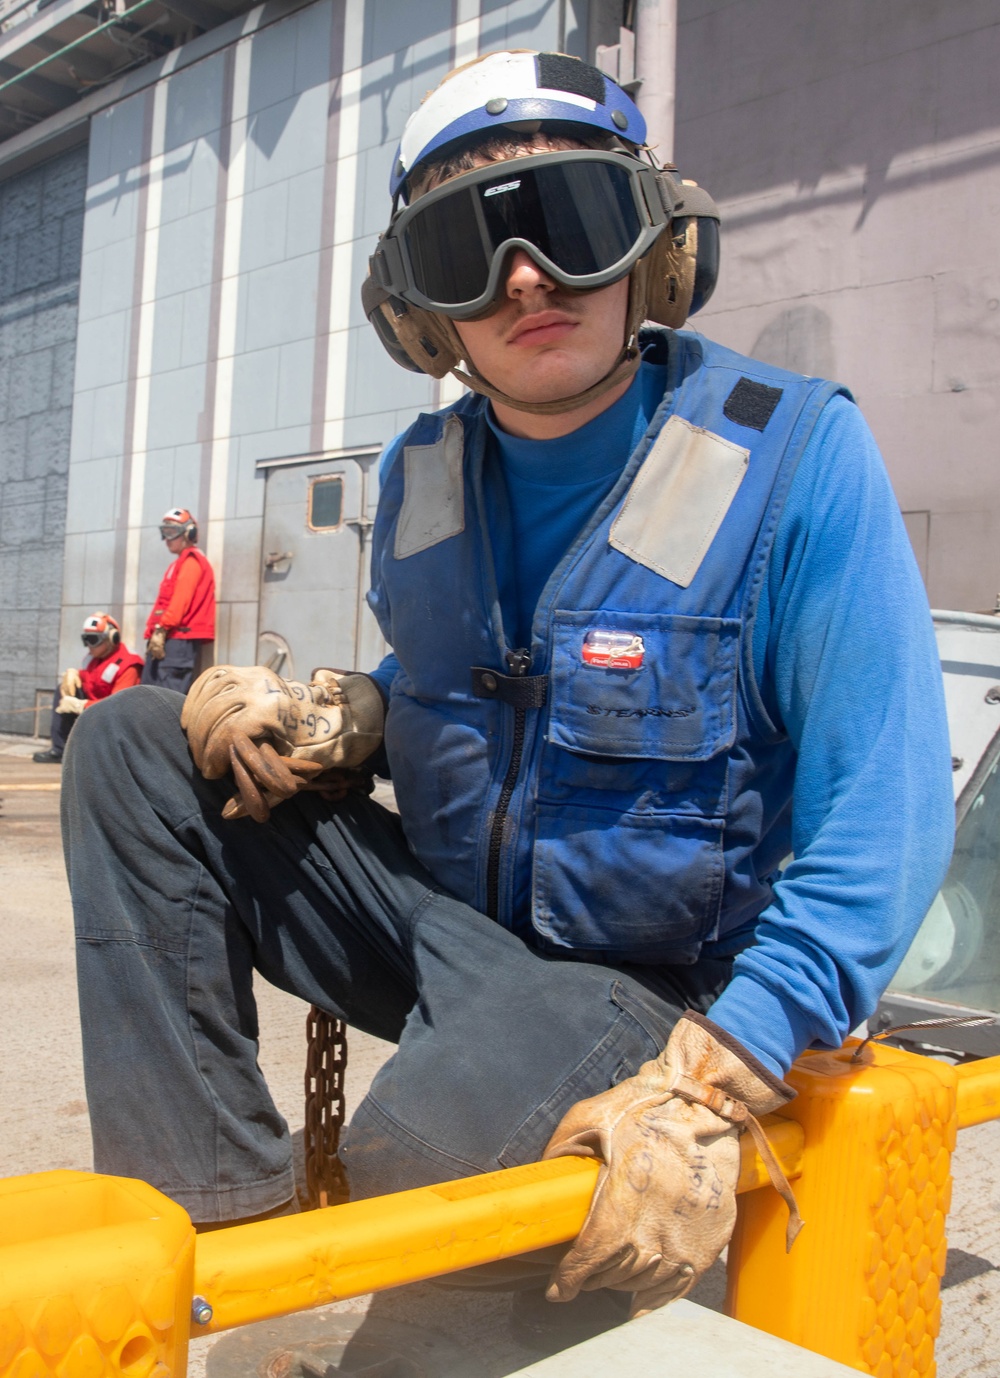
[667, 1010, 794, 1116]
[304, 670, 385, 768]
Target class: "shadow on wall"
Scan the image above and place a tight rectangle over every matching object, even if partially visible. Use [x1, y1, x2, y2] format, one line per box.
[676, 1, 1000, 218]
[750, 305, 835, 378]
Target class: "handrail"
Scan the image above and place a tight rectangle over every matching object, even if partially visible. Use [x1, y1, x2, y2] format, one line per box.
[3, 1046, 998, 1377]
[932, 608, 1000, 631]
[956, 1053, 1000, 1127]
[191, 1116, 805, 1336]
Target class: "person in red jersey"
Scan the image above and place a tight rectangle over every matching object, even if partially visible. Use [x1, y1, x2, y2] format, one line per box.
[142, 507, 216, 694]
[33, 613, 143, 764]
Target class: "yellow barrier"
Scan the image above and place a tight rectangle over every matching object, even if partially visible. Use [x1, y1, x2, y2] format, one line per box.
[194, 1116, 803, 1335]
[0, 1171, 194, 1378]
[727, 1040, 1000, 1378]
[955, 1055, 1000, 1129]
[0, 1044, 997, 1378]
[0, 1121, 802, 1377]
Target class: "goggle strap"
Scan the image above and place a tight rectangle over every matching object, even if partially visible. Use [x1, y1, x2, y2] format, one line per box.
[450, 342, 641, 417]
[447, 254, 650, 416]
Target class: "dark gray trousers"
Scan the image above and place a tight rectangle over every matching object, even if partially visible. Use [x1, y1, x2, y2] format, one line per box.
[62, 687, 732, 1224]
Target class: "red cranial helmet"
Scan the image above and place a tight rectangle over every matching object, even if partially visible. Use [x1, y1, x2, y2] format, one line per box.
[81, 612, 121, 649]
[159, 508, 198, 543]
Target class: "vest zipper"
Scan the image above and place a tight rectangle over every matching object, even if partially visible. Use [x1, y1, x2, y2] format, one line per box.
[485, 648, 532, 920]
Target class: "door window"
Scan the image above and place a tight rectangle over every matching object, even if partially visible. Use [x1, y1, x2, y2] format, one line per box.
[308, 476, 344, 531]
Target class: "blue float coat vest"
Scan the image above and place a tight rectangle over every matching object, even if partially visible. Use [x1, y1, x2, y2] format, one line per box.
[368, 329, 849, 965]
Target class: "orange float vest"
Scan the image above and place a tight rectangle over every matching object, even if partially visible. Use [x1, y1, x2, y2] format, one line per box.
[79, 647, 144, 702]
[144, 547, 216, 640]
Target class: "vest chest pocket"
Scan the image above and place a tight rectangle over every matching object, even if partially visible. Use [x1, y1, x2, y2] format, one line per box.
[531, 610, 740, 962]
[545, 609, 740, 761]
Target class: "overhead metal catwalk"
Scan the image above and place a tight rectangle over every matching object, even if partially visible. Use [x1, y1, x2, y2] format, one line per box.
[0, 0, 257, 140]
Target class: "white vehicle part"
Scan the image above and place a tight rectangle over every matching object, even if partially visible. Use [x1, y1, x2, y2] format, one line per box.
[504, 1299, 856, 1376]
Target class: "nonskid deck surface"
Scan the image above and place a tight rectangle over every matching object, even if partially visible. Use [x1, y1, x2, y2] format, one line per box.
[1, 733, 998, 1377]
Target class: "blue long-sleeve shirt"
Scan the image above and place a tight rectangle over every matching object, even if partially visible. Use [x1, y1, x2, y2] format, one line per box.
[369, 359, 953, 1075]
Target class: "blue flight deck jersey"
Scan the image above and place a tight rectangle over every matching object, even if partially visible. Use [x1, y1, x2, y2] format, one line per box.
[367, 331, 953, 1075]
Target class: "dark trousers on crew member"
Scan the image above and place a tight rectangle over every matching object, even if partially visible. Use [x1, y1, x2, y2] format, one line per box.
[63, 686, 734, 1233]
[45, 687, 83, 761]
[141, 637, 208, 694]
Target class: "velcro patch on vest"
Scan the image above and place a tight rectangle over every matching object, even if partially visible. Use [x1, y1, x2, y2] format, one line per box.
[723, 377, 783, 431]
[395, 414, 465, 559]
[609, 416, 749, 588]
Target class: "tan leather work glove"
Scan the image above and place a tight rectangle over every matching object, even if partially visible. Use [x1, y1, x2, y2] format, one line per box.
[56, 695, 86, 715]
[543, 1010, 802, 1317]
[181, 664, 384, 822]
[59, 667, 82, 698]
[148, 627, 167, 660]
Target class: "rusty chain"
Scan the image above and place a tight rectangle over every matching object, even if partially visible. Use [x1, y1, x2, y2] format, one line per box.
[303, 1005, 350, 1209]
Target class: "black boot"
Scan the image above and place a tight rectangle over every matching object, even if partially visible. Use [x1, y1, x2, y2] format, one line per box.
[32, 748, 63, 764]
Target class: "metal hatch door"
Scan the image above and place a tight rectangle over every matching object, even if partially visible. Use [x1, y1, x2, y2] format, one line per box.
[256, 449, 383, 681]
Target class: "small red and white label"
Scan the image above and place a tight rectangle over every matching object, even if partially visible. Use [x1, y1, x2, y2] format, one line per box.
[581, 629, 645, 670]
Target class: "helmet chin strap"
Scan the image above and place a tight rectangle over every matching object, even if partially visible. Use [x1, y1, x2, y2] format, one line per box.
[439, 259, 651, 417]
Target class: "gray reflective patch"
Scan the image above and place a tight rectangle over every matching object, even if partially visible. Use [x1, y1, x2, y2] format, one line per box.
[394, 414, 465, 559]
[609, 415, 749, 587]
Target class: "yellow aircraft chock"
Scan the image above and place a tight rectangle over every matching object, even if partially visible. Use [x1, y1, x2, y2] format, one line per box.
[0, 1040, 998, 1378]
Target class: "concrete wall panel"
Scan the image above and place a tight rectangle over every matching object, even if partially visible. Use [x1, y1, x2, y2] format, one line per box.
[226, 598, 260, 663]
[80, 178, 141, 255]
[135, 531, 164, 613]
[148, 358, 208, 446]
[858, 390, 998, 514]
[77, 243, 136, 324]
[479, 0, 562, 52]
[232, 447, 268, 519]
[87, 382, 129, 462]
[240, 182, 291, 271]
[179, 286, 213, 368]
[292, 0, 334, 95]
[89, 94, 149, 184]
[284, 168, 325, 259]
[74, 311, 129, 392]
[275, 337, 316, 429]
[60, 532, 86, 604]
[927, 509, 1000, 612]
[247, 10, 300, 113]
[245, 87, 330, 191]
[156, 205, 217, 298]
[230, 346, 282, 435]
[243, 252, 319, 349]
[165, 53, 228, 153]
[221, 514, 265, 610]
[81, 528, 117, 607]
[0, 143, 86, 731]
[150, 292, 185, 374]
[684, 0, 1000, 609]
[932, 270, 1000, 395]
[64, 456, 121, 534]
[364, 0, 452, 65]
[235, 424, 311, 471]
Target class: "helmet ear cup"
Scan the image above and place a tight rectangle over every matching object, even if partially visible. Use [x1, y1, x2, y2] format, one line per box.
[644, 215, 722, 328]
[108, 624, 120, 648]
[644, 175, 720, 329]
[361, 271, 461, 378]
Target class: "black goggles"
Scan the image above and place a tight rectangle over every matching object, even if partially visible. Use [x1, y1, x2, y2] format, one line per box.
[159, 524, 184, 540]
[371, 151, 668, 320]
[81, 632, 105, 647]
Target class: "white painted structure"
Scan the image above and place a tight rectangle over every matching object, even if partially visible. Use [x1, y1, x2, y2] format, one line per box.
[1, 1, 999, 721]
[505, 1299, 856, 1377]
